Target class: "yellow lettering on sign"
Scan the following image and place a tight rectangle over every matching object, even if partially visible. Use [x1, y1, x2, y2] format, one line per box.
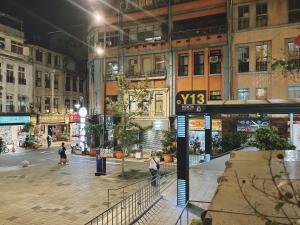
[181, 94, 189, 104]
[197, 94, 205, 104]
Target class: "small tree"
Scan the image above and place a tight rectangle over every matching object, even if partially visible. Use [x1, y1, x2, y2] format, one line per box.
[111, 73, 151, 176]
[249, 127, 295, 150]
[22, 122, 33, 134]
[220, 132, 247, 153]
[161, 129, 177, 154]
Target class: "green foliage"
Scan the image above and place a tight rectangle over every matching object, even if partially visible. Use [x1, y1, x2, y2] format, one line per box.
[248, 128, 295, 150]
[85, 123, 102, 136]
[271, 59, 298, 73]
[189, 219, 202, 225]
[161, 129, 176, 153]
[220, 132, 247, 152]
[110, 73, 151, 175]
[22, 122, 33, 133]
[275, 202, 285, 211]
[114, 145, 122, 151]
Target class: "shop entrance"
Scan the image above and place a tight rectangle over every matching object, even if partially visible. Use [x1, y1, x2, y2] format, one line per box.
[175, 91, 300, 207]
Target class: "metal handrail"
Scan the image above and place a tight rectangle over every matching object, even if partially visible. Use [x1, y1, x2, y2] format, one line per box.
[174, 200, 211, 225]
[107, 164, 176, 207]
[85, 176, 162, 225]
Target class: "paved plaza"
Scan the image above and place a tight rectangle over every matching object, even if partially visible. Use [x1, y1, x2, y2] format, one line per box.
[0, 146, 229, 225]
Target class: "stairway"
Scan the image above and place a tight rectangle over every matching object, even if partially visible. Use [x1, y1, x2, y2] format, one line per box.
[141, 130, 163, 152]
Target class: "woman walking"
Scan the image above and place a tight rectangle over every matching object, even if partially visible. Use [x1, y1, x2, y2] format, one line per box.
[58, 142, 67, 165]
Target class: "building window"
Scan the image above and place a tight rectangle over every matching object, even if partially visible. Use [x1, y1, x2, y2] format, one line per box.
[65, 99, 70, 113]
[178, 54, 188, 76]
[18, 96, 26, 112]
[54, 74, 59, 89]
[97, 32, 104, 47]
[154, 55, 165, 71]
[256, 88, 267, 99]
[54, 55, 61, 66]
[288, 0, 300, 23]
[142, 97, 150, 115]
[256, 3, 268, 27]
[128, 58, 138, 75]
[73, 77, 77, 92]
[79, 79, 84, 93]
[11, 41, 23, 54]
[238, 5, 250, 30]
[6, 95, 14, 112]
[35, 71, 42, 87]
[209, 50, 222, 74]
[155, 94, 163, 114]
[72, 100, 77, 109]
[6, 64, 14, 83]
[238, 47, 250, 72]
[36, 50, 43, 62]
[54, 98, 59, 113]
[256, 44, 268, 71]
[0, 37, 5, 49]
[129, 95, 136, 112]
[288, 86, 300, 98]
[194, 52, 204, 75]
[237, 88, 249, 100]
[45, 73, 50, 88]
[65, 76, 71, 91]
[287, 41, 300, 70]
[18, 67, 26, 85]
[44, 97, 50, 112]
[106, 61, 118, 77]
[209, 91, 222, 100]
[142, 57, 151, 73]
[106, 31, 119, 48]
[47, 53, 52, 64]
[0, 63, 2, 82]
[35, 96, 41, 112]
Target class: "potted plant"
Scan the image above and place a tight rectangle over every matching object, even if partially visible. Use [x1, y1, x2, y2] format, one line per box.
[161, 129, 176, 162]
[114, 145, 123, 159]
[85, 122, 102, 157]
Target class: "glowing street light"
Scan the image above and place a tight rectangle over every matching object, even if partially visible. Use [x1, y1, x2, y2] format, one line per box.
[95, 46, 104, 56]
[93, 12, 104, 23]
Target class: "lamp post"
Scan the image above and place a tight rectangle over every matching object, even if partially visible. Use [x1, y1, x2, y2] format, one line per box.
[78, 107, 87, 152]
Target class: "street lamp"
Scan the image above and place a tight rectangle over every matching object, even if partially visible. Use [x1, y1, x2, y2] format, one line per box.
[93, 11, 104, 23]
[78, 107, 88, 152]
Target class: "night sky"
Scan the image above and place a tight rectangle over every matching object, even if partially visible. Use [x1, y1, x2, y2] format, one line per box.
[1, 0, 89, 41]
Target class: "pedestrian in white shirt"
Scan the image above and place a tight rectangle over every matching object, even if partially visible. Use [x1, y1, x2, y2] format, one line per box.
[149, 152, 160, 186]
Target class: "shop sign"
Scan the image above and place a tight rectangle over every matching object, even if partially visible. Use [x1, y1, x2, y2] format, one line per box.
[100, 116, 114, 129]
[176, 91, 206, 114]
[153, 120, 168, 130]
[69, 112, 80, 123]
[39, 115, 66, 124]
[189, 118, 222, 131]
[0, 116, 30, 124]
[237, 119, 270, 132]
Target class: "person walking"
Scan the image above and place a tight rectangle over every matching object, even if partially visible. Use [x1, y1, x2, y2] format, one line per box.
[149, 152, 160, 186]
[24, 135, 29, 149]
[47, 135, 52, 148]
[58, 142, 67, 166]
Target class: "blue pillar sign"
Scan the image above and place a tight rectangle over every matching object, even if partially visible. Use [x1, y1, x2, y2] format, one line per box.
[95, 147, 106, 176]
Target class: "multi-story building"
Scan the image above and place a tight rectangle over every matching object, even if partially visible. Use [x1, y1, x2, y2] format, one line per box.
[29, 44, 85, 140]
[0, 13, 33, 144]
[88, 0, 228, 150]
[230, 0, 300, 100]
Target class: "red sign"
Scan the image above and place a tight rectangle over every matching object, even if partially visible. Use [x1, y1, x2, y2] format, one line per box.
[69, 112, 80, 123]
[295, 35, 300, 46]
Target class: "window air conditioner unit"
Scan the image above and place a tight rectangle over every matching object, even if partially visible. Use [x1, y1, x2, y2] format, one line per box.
[209, 56, 219, 63]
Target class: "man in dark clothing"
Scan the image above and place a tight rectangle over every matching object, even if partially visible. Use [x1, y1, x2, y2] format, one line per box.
[59, 142, 67, 165]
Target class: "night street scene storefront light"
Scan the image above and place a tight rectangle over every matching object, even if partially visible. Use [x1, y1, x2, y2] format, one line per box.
[78, 107, 87, 152]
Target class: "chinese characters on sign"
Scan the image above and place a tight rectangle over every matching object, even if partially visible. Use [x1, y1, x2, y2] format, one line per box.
[175, 91, 207, 114]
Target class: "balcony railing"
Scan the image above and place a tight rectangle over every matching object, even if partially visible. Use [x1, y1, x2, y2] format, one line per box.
[126, 69, 166, 79]
[172, 25, 227, 40]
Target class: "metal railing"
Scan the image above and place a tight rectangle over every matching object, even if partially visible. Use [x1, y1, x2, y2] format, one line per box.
[174, 200, 211, 225]
[107, 162, 176, 207]
[85, 176, 162, 225]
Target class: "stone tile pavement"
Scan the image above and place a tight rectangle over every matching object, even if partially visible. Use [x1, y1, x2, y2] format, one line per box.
[0, 149, 229, 225]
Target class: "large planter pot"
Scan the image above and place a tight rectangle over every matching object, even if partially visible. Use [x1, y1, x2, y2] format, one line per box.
[163, 154, 173, 163]
[114, 151, 123, 159]
[90, 148, 96, 157]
